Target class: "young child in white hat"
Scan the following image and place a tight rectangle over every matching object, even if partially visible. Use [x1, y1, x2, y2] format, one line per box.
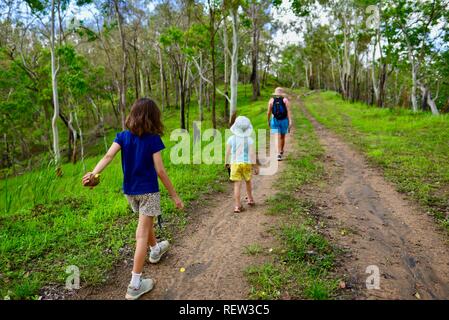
[225, 116, 260, 213]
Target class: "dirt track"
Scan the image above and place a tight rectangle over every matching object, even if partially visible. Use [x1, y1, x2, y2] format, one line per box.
[301, 103, 449, 300]
[74, 95, 449, 300]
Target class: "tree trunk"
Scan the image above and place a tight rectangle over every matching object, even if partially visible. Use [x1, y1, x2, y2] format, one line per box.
[178, 60, 188, 130]
[67, 111, 77, 163]
[157, 45, 165, 110]
[223, 14, 229, 121]
[114, 0, 128, 129]
[74, 110, 85, 171]
[250, 2, 260, 101]
[378, 63, 387, 108]
[50, 0, 61, 169]
[229, 7, 239, 126]
[420, 84, 440, 115]
[351, 40, 358, 102]
[209, 0, 217, 129]
[330, 58, 337, 91]
[139, 64, 146, 98]
[198, 54, 204, 121]
[133, 41, 140, 100]
[304, 62, 310, 89]
[180, 81, 186, 129]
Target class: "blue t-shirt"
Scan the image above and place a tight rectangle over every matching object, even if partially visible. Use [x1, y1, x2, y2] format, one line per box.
[114, 130, 165, 195]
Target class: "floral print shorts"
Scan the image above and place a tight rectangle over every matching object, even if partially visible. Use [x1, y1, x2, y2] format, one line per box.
[125, 192, 161, 217]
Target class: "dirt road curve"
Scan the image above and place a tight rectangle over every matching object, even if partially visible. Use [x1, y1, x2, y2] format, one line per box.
[302, 105, 449, 300]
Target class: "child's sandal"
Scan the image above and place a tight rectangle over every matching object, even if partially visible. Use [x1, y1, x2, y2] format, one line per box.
[245, 196, 256, 206]
[234, 206, 244, 213]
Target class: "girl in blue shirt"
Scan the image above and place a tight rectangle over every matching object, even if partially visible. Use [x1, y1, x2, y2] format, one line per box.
[82, 98, 184, 300]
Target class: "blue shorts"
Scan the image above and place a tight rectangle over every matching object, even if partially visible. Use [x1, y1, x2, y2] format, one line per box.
[270, 118, 289, 135]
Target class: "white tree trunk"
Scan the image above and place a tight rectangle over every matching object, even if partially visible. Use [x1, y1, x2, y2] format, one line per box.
[229, 7, 239, 125]
[371, 41, 379, 103]
[198, 54, 203, 121]
[304, 61, 309, 89]
[114, 0, 127, 129]
[419, 84, 440, 115]
[50, 0, 61, 168]
[90, 97, 108, 152]
[139, 64, 146, 98]
[68, 111, 77, 162]
[410, 58, 418, 112]
[403, 31, 419, 112]
[157, 45, 165, 111]
[427, 92, 440, 115]
[223, 14, 229, 119]
[74, 110, 85, 171]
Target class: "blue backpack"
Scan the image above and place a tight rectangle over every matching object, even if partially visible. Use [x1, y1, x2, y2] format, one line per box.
[272, 97, 288, 120]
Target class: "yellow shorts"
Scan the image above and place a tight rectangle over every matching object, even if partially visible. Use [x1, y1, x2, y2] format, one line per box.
[230, 164, 253, 182]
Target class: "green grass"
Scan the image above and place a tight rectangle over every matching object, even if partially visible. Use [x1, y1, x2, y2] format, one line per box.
[304, 91, 449, 231]
[244, 244, 264, 256]
[245, 102, 339, 300]
[0, 84, 274, 299]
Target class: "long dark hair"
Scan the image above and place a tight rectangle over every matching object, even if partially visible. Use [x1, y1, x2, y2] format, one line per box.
[125, 98, 164, 136]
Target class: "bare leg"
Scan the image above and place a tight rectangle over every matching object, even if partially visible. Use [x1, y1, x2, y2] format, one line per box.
[234, 181, 242, 208]
[133, 214, 153, 274]
[276, 134, 281, 154]
[147, 217, 157, 247]
[245, 180, 254, 202]
[280, 134, 286, 153]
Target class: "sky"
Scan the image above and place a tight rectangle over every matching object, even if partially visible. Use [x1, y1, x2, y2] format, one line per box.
[271, 0, 331, 48]
[271, 0, 304, 47]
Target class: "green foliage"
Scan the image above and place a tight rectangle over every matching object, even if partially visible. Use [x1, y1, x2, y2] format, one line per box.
[0, 84, 273, 299]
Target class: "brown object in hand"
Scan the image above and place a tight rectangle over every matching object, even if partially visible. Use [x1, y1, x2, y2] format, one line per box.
[83, 173, 100, 187]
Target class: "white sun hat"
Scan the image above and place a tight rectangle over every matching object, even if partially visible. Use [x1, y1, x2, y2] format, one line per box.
[230, 116, 253, 138]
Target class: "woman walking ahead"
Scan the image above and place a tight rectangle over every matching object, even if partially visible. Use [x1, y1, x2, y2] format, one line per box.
[82, 98, 184, 300]
[267, 87, 293, 161]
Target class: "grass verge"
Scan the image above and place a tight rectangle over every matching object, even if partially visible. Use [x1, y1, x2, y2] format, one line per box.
[0, 84, 273, 299]
[245, 100, 340, 300]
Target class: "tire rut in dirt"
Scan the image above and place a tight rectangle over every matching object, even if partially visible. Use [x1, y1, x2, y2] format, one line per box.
[302, 105, 449, 300]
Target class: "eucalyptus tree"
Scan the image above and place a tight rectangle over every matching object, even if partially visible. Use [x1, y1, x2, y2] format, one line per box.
[24, 0, 93, 171]
[383, 0, 449, 114]
[222, 0, 242, 125]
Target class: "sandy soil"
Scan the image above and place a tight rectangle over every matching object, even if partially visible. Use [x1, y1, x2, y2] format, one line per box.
[301, 103, 449, 300]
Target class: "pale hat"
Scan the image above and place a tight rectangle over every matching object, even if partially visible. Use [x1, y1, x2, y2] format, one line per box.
[230, 116, 253, 138]
[272, 87, 286, 97]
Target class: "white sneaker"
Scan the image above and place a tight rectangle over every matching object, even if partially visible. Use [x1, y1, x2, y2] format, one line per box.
[149, 241, 170, 264]
[125, 278, 154, 300]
